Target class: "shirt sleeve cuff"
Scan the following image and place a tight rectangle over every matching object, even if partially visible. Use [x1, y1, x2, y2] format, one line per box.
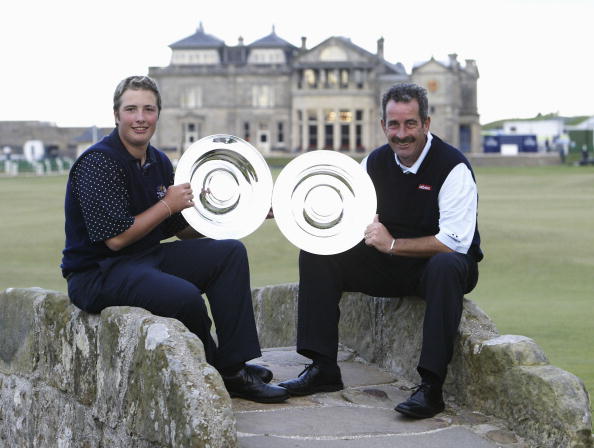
[88, 216, 135, 243]
[435, 231, 469, 254]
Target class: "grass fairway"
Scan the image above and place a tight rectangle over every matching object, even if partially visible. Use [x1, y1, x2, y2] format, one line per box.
[0, 175, 68, 293]
[471, 165, 594, 419]
[1, 165, 593, 420]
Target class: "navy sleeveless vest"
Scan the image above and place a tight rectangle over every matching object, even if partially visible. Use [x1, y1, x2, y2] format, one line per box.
[366, 135, 483, 262]
[61, 130, 173, 276]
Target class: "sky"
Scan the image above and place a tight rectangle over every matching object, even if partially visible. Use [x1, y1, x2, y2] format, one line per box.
[1, 0, 592, 128]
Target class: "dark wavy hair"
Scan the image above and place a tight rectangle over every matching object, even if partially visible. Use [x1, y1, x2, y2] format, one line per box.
[381, 83, 429, 122]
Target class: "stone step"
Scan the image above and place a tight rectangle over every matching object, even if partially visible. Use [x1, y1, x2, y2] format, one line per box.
[233, 347, 528, 448]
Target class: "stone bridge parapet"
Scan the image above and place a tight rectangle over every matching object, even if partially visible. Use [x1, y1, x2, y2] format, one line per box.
[252, 283, 593, 448]
[0, 287, 236, 448]
[1, 285, 592, 448]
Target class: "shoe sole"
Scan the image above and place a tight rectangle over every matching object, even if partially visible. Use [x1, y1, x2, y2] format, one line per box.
[394, 404, 444, 419]
[284, 383, 344, 397]
[229, 392, 289, 404]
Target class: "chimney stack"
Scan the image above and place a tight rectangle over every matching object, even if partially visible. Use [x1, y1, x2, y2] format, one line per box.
[377, 37, 384, 59]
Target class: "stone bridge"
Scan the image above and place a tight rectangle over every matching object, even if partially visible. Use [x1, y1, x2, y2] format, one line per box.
[0, 286, 592, 447]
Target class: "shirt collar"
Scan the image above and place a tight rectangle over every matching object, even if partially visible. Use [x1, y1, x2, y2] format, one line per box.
[394, 132, 433, 174]
[108, 128, 155, 167]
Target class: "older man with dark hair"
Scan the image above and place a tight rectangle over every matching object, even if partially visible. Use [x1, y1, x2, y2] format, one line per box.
[61, 75, 288, 404]
[279, 83, 483, 418]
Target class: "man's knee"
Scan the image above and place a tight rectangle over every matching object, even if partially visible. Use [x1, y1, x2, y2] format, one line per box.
[422, 252, 477, 296]
[219, 239, 248, 260]
[176, 293, 209, 321]
[151, 279, 205, 317]
[425, 252, 465, 276]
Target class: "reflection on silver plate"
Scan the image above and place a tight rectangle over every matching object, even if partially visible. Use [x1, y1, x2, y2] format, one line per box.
[272, 151, 377, 255]
[174, 134, 273, 239]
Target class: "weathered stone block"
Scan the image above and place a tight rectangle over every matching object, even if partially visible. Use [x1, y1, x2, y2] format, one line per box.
[500, 365, 592, 448]
[340, 294, 425, 381]
[0, 288, 238, 448]
[454, 334, 592, 448]
[35, 292, 100, 405]
[476, 335, 549, 369]
[124, 315, 236, 447]
[252, 283, 298, 348]
[0, 287, 45, 375]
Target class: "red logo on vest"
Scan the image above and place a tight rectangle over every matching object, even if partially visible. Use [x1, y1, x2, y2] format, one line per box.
[418, 184, 432, 191]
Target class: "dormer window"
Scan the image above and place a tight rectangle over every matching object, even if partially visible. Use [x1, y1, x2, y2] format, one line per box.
[171, 50, 220, 65]
[248, 49, 285, 64]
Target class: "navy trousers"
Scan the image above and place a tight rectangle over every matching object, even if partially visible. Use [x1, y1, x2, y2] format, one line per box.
[67, 238, 261, 370]
[297, 241, 479, 381]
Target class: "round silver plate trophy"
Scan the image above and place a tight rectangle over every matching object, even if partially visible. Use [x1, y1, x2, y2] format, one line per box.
[272, 150, 377, 255]
[174, 134, 273, 240]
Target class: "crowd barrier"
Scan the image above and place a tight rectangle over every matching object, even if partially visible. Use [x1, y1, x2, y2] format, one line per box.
[0, 158, 73, 176]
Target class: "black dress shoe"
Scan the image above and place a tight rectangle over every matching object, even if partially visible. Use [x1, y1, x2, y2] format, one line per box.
[222, 366, 289, 403]
[278, 363, 343, 396]
[245, 363, 273, 383]
[394, 383, 445, 419]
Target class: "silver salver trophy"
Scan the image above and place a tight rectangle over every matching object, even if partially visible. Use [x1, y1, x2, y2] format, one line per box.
[175, 135, 376, 255]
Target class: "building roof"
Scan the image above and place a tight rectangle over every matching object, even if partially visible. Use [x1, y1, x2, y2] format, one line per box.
[294, 36, 405, 75]
[412, 56, 448, 70]
[249, 26, 296, 49]
[74, 126, 110, 143]
[382, 60, 407, 75]
[411, 54, 476, 74]
[170, 22, 225, 49]
[565, 115, 594, 128]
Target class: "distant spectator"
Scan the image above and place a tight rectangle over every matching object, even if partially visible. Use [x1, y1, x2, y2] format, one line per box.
[2, 146, 11, 161]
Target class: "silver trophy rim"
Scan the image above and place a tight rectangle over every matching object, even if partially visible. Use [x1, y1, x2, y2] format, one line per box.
[174, 134, 273, 240]
[272, 150, 377, 255]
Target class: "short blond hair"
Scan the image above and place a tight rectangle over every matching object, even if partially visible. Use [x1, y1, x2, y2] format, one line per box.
[113, 76, 161, 113]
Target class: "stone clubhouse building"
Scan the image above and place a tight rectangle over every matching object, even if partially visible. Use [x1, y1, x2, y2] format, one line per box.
[0, 24, 481, 161]
[148, 23, 481, 156]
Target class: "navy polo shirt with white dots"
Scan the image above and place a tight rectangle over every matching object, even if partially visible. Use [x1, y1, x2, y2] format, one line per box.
[61, 129, 187, 277]
[73, 151, 135, 242]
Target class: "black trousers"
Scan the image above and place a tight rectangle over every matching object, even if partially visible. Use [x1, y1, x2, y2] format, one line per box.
[67, 238, 261, 370]
[297, 241, 479, 381]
